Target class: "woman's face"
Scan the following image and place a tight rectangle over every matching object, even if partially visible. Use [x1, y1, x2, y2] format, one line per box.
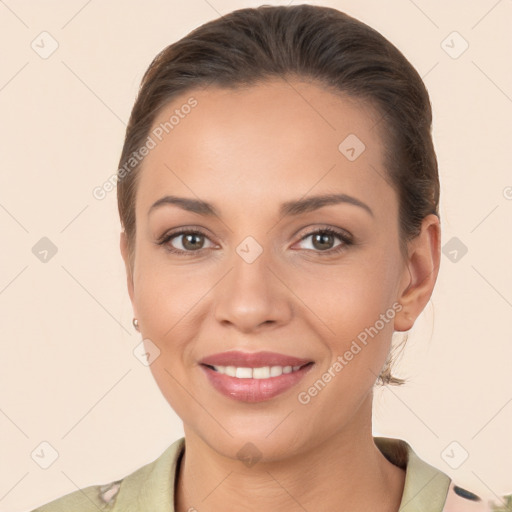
[122, 79, 420, 461]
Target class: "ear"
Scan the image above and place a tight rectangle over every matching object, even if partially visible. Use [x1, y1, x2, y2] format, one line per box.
[120, 231, 136, 309]
[394, 214, 441, 332]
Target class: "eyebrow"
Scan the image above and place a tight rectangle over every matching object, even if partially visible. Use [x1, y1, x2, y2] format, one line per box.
[148, 193, 374, 218]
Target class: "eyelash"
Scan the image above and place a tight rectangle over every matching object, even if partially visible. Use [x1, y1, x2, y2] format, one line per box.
[156, 227, 353, 257]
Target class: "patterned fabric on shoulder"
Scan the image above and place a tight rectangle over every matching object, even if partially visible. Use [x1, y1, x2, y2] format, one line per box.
[442, 482, 512, 511]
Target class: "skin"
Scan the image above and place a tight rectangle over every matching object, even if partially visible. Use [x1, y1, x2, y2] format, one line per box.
[120, 79, 441, 512]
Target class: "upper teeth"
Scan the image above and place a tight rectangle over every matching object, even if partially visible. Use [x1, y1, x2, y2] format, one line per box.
[212, 365, 302, 378]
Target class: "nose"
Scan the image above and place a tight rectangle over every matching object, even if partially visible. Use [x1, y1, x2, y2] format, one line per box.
[213, 246, 293, 334]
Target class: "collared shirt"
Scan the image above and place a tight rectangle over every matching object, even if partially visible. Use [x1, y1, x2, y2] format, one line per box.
[31, 437, 510, 511]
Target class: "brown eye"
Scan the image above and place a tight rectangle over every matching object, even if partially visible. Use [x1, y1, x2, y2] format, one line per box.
[179, 232, 206, 251]
[296, 227, 353, 254]
[157, 229, 215, 254]
[311, 232, 337, 250]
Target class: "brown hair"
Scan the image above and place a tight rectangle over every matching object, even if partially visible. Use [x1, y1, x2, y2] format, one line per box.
[117, 4, 440, 386]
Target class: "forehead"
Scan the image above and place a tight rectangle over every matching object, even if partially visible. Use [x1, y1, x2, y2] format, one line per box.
[135, 79, 393, 216]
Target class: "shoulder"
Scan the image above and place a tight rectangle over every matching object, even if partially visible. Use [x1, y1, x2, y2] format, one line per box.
[29, 480, 123, 512]
[374, 437, 511, 512]
[29, 438, 185, 512]
[443, 482, 512, 511]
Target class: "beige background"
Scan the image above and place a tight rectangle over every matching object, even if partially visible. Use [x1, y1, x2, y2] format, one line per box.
[1, 0, 511, 510]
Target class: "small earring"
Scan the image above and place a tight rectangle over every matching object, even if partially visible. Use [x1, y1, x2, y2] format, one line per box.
[132, 318, 140, 331]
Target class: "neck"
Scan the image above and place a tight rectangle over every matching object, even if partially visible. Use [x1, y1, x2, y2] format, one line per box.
[175, 396, 405, 512]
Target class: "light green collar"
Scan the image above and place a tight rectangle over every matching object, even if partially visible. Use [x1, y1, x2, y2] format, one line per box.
[374, 437, 451, 511]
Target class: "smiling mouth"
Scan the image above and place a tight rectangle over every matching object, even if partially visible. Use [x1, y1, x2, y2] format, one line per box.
[203, 362, 313, 379]
[199, 350, 315, 402]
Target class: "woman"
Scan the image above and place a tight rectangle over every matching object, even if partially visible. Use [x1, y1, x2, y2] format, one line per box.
[31, 4, 510, 511]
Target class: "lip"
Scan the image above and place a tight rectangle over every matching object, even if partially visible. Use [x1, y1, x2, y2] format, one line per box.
[200, 350, 312, 368]
[199, 350, 314, 403]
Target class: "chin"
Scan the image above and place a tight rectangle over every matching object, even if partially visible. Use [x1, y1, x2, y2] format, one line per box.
[200, 428, 309, 465]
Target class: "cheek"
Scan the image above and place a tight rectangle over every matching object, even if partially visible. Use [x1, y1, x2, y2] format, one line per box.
[131, 246, 222, 386]
[296, 254, 400, 333]
[132, 243, 202, 330]
[292, 251, 401, 379]
[294, 266, 399, 417]
[132, 260, 202, 414]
